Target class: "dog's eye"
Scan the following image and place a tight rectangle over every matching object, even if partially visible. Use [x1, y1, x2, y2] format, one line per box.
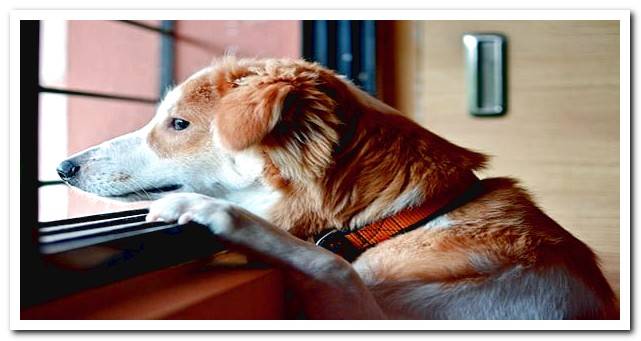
[171, 118, 190, 131]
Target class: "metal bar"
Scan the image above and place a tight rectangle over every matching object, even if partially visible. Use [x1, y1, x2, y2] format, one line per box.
[39, 223, 183, 255]
[336, 20, 353, 79]
[359, 20, 377, 95]
[38, 180, 65, 187]
[312, 20, 329, 66]
[326, 21, 337, 70]
[40, 208, 149, 227]
[40, 213, 148, 235]
[302, 21, 314, 61]
[118, 20, 174, 35]
[159, 20, 175, 97]
[39, 86, 158, 104]
[40, 220, 171, 244]
[349, 21, 362, 86]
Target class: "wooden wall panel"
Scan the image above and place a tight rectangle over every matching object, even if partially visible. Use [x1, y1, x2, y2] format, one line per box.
[413, 21, 620, 297]
[377, 21, 417, 116]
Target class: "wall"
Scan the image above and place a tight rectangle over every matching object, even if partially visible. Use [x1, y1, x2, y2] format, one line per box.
[413, 20, 620, 297]
[174, 21, 301, 81]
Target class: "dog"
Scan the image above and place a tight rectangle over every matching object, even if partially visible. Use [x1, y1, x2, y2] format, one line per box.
[57, 57, 618, 319]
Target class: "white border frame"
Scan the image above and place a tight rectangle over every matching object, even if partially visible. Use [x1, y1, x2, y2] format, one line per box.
[8, 9, 631, 331]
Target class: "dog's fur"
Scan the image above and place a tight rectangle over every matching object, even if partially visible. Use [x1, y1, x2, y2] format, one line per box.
[60, 57, 618, 319]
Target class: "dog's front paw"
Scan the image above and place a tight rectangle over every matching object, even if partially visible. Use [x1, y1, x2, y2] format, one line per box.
[146, 193, 238, 235]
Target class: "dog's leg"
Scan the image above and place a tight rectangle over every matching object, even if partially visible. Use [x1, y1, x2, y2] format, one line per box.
[146, 193, 386, 319]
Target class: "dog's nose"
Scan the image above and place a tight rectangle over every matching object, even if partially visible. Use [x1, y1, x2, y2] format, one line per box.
[57, 160, 81, 180]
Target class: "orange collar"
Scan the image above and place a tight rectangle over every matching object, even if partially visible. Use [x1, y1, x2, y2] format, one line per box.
[315, 174, 482, 262]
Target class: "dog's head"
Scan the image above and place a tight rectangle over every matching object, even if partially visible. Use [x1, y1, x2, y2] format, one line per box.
[59, 57, 486, 232]
[58, 59, 347, 212]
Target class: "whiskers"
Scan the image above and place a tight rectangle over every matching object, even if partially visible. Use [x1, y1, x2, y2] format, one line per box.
[128, 178, 154, 201]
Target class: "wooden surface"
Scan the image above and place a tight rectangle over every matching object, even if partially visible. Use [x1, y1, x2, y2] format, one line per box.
[22, 261, 284, 319]
[377, 21, 417, 116]
[413, 21, 620, 297]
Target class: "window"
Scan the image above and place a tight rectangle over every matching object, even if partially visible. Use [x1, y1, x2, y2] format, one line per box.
[21, 19, 382, 315]
[37, 20, 303, 222]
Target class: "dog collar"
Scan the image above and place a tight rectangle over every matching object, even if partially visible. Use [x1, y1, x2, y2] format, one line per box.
[314, 174, 482, 262]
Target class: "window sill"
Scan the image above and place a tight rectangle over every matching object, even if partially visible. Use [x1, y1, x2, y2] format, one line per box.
[21, 260, 285, 319]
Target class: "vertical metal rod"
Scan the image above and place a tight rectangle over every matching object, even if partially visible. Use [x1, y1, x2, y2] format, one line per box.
[312, 20, 329, 67]
[360, 20, 377, 95]
[302, 20, 314, 61]
[336, 20, 353, 79]
[159, 20, 175, 98]
[349, 21, 362, 86]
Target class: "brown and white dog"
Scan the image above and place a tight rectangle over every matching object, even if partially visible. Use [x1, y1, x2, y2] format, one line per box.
[57, 57, 618, 319]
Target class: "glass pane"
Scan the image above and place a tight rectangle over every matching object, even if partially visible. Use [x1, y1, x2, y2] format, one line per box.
[38, 93, 68, 181]
[40, 20, 161, 100]
[40, 20, 68, 89]
[66, 96, 156, 155]
[38, 94, 157, 180]
[39, 185, 149, 222]
[38, 94, 157, 221]
[39, 185, 69, 222]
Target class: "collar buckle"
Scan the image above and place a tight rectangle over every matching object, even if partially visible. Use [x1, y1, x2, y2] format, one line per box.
[315, 230, 360, 262]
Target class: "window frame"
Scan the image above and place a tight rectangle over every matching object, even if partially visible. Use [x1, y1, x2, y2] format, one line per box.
[20, 19, 381, 315]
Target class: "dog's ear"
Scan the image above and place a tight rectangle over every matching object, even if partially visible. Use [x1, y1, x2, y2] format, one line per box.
[212, 62, 341, 181]
[214, 81, 294, 151]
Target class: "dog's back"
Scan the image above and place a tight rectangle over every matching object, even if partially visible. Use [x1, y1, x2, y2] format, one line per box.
[353, 178, 619, 319]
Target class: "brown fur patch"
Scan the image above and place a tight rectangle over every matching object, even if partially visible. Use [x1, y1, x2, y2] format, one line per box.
[214, 82, 294, 151]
